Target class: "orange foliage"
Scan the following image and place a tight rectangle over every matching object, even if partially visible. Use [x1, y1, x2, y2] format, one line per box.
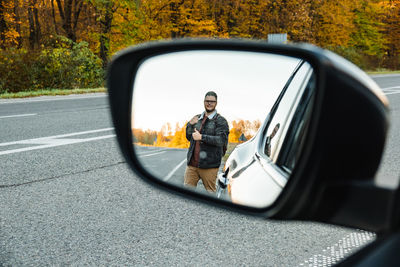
[1, 0, 400, 70]
[229, 119, 261, 143]
[134, 119, 260, 148]
[153, 122, 190, 148]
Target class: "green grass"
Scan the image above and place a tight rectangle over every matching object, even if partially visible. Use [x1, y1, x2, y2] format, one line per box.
[366, 69, 400, 75]
[0, 88, 106, 99]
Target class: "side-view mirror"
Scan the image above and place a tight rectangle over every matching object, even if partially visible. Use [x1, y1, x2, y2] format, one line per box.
[108, 39, 393, 233]
[131, 49, 314, 208]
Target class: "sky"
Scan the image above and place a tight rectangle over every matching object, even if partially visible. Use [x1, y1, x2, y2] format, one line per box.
[131, 50, 302, 132]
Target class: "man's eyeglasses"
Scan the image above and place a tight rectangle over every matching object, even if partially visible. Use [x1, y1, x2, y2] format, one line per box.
[204, 100, 217, 104]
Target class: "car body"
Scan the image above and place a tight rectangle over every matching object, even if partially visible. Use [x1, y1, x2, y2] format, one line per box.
[224, 60, 315, 207]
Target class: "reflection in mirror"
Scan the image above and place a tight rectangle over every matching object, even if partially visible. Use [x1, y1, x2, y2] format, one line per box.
[131, 50, 316, 208]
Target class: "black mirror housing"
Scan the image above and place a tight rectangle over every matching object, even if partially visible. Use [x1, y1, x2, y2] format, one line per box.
[108, 39, 392, 233]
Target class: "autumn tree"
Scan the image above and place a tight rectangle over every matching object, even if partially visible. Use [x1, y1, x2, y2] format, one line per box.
[348, 0, 387, 68]
[169, 122, 189, 148]
[229, 126, 241, 143]
[108, 0, 140, 54]
[229, 119, 261, 143]
[155, 131, 169, 147]
[27, 0, 42, 49]
[228, 0, 269, 38]
[381, 0, 400, 69]
[0, 0, 8, 47]
[267, 0, 313, 42]
[90, 0, 117, 67]
[310, 0, 357, 47]
[150, 122, 190, 148]
[351, 1, 386, 55]
[0, 0, 21, 48]
[2, 0, 400, 94]
[132, 128, 157, 145]
[54, 0, 84, 42]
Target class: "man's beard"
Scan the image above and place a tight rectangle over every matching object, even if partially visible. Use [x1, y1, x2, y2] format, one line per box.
[205, 107, 215, 113]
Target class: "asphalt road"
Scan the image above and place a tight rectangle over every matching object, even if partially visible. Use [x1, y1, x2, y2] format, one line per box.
[0, 75, 398, 266]
[135, 146, 187, 185]
[372, 74, 400, 188]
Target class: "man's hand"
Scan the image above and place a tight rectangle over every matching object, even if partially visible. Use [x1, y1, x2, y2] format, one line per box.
[189, 115, 199, 125]
[192, 129, 202, 141]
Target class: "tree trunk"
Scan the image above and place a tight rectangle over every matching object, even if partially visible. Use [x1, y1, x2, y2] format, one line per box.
[51, 0, 59, 35]
[56, 0, 79, 42]
[169, 1, 184, 38]
[72, 0, 83, 34]
[27, 2, 35, 49]
[0, 0, 7, 48]
[64, 0, 74, 41]
[27, 0, 41, 49]
[33, 3, 41, 45]
[14, 0, 22, 48]
[99, 1, 114, 68]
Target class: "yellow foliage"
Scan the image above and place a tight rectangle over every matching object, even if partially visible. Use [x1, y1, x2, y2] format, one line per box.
[168, 123, 190, 148]
[229, 119, 261, 142]
[1, 0, 399, 71]
[229, 127, 241, 143]
[312, 0, 358, 47]
[153, 122, 189, 149]
[5, 30, 20, 45]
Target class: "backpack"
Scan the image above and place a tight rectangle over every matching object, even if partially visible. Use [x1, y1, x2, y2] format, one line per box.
[223, 142, 228, 156]
[215, 113, 229, 156]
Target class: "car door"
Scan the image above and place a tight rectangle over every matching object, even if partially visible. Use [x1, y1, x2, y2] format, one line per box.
[228, 61, 315, 207]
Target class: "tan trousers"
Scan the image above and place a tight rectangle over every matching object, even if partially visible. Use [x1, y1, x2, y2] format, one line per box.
[184, 165, 218, 192]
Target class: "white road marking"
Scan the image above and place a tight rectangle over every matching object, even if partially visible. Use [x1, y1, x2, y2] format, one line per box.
[138, 151, 166, 158]
[382, 86, 400, 95]
[0, 113, 37, 119]
[136, 148, 166, 155]
[164, 158, 187, 181]
[0, 128, 114, 147]
[299, 230, 375, 266]
[0, 128, 115, 156]
[382, 86, 400, 90]
[0, 135, 115, 156]
[0, 94, 106, 105]
[386, 92, 400, 95]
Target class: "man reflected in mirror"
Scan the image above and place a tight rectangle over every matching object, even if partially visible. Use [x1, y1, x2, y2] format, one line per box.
[184, 91, 229, 192]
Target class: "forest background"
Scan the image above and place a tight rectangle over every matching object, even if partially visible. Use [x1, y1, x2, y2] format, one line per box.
[1, 0, 399, 145]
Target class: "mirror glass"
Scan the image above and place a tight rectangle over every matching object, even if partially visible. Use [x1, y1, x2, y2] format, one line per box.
[131, 50, 316, 208]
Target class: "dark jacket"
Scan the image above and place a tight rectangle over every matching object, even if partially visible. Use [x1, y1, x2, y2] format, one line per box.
[186, 113, 229, 169]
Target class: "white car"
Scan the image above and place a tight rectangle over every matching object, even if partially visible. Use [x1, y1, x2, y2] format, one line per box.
[223, 60, 315, 207]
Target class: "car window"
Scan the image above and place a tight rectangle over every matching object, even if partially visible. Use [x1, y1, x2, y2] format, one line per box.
[262, 62, 313, 166]
[278, 73, 316, 172]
